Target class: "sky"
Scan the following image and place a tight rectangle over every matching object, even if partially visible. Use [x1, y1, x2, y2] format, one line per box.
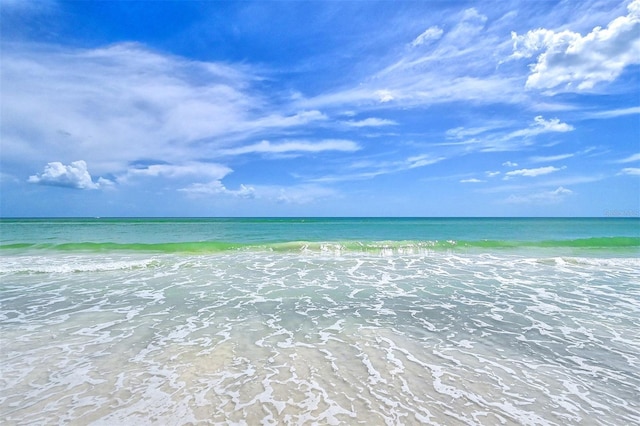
[1, 0, 639, 217]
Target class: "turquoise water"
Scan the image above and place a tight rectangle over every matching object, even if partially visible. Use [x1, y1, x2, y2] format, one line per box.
[2, 217, 639, 253]
[1, 218, 639, 424]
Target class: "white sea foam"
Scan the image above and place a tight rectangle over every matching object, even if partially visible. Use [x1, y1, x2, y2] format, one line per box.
[1, 251, 639, 425]
[0, 256, 159, 274]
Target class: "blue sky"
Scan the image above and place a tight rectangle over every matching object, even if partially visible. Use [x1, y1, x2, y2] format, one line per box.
[1, 0, 639, 217]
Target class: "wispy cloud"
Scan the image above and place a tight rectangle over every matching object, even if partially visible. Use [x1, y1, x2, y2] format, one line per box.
[481, 174, 605, 194]
[310, 153, 445, 183]
[616, 153, 640, 163]
[342, 118, 397, 128]
[504, 165, 565, 179]
[530, 153, 575, 163]
[441, 116, 574, 152]
[504, 187, 573, 204]
[269, 184, 339, 204]
[411, 26, 443, 47]
[618, 167, 640, 176]
[180, 181, 337, 205]
[445, 122, 510, 140]
[296, 7, 525, 111]
[218, 139, 360, 157]
[407, 154, 444, 169]
[1, 42, 345, 185]
[2, 43, 258, 174]
[179, 181, 256, 198]
[584, 106, 640, 119]
[122, 162, 232, 181]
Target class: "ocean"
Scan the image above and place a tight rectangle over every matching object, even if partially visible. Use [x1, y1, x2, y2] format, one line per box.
[1, 217, 639, 425]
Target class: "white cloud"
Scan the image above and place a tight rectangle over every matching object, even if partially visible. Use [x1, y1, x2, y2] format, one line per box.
[407, 154, 444, 169]
[343, 118, 397, 127]
[411, 26, 444, 47]
[123, 162, 232, 181]
[441, 116, 574, 152]
[447, 8, 487, 44]
[507, 116, 574, 138]
[1, 43, 262, 176]
[272, 185, 337, 204]
[511, 0, 640, 91]
[28, 160, 111, 190]
[446, 123, 509, 139]
[250, 110, 328, 130]
[619, 167, 640, 176]
[310, 153, 444, 183]
[504, 165, 565, 179]
[617, 153, 640, 163]
[486, 171, 501, 177]
[297, 6, 521, 111]
[505, 186, 573, 204]
[375, 90, 395, 103]
[585, 106, 640, 119]
[181, 182, 335, 204]
[219, 139, 360, 156]
[179, 181, 255, 198]
[530, 153, 575, 163]
[482, 174, 604, 194]
[1, 42, 340, 185]
[460, 178, 484, 183]
[502, 161, 518, 167]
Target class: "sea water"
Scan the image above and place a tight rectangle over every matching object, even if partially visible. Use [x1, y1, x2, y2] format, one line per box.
[1, 218, 639, 425]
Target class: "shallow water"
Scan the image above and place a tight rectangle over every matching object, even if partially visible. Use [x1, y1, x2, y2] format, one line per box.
[1, 247, 639, 425]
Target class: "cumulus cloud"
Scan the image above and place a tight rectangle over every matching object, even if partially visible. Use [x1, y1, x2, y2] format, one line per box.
[28, 160, 111, 189]
[502, 161, 518, 167]
[504, 165, 565, 179]
[505, 186, 573, 204]
[411, 26, 444, 47]
[511, 0, 640, 91]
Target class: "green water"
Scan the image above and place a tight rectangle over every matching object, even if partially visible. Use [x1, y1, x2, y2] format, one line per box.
[1, 217, 638, 254]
